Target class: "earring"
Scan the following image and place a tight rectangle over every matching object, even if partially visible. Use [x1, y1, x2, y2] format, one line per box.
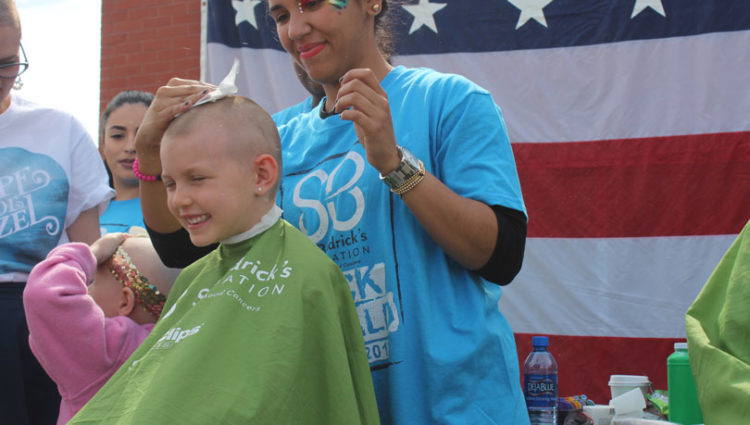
[257, 187, 263, 192]
[372, 3, 381, 13]
[12, 77, 23, 90]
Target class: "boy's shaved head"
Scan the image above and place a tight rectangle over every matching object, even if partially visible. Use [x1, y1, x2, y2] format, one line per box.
[164, 95, 282, 175]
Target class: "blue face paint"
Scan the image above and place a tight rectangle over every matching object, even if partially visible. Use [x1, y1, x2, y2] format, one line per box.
[328, 0, 349, 10]
[297, 0, 349, 15]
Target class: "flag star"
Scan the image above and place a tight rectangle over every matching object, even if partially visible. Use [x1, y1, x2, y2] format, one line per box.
[631, 0, 666, 18]
[232, 0, 262, 29]
[506, 0, 555, 29]
[401, 0, 447, 35]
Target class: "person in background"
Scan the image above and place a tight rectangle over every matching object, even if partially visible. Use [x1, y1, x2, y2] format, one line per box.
[99, 90, 154, 234]
[0, 1, 113, 423]
[70, 95, 379, 424]
[23, 233, 180, 425]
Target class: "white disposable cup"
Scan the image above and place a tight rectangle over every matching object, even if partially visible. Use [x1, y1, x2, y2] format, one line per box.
[583, 405, 615, 425]
[608, 375, 652, 400]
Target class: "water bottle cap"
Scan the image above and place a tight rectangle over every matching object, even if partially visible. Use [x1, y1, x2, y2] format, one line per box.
[674, 342, 688, 350]
[532, 336, 549, 347]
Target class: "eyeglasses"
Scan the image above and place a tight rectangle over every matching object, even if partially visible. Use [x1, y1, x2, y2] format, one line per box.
[0, 43, 29, 80]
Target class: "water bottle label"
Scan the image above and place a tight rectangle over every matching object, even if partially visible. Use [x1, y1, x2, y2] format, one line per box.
[524, 373, 557, 408]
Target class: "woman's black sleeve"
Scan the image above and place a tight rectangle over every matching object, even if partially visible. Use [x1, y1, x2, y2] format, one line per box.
[145, 225, 218, 268]
[476, 205, 527, 285]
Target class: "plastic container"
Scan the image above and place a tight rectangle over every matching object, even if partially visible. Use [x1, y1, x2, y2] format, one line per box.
[608, 375, 651, 401]
[667, 342, 703, 424]
[524, 336, 558, 425]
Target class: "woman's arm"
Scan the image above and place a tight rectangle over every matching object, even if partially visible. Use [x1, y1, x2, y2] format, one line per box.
[336, 69, 525, 281]
[66, 207, 101, 244]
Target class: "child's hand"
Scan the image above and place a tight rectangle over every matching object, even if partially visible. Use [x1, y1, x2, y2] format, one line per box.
[90, 233, 127, 265]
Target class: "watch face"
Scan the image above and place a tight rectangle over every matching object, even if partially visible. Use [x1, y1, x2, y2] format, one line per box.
[380, 147, 420, 189]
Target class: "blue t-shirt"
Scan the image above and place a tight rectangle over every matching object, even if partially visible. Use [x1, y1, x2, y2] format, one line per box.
[100, 197, 145, 235]
[277, 66, 529, 425]
[272, 96, 314, 126]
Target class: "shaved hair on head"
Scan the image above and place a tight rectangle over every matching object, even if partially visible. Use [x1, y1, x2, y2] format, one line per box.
[163, 95, 282, 190]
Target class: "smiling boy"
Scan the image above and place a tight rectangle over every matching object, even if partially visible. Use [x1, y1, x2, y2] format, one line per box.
[69, 96, 379, 425]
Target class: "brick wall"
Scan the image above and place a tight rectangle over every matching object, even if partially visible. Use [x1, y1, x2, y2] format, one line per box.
[99, 0, 203, 112]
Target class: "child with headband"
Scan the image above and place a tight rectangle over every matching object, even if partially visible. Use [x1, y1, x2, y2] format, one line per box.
[23, 232, 181, 425]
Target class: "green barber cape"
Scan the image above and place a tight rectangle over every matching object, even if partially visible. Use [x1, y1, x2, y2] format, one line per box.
[70, 219, 380, 425]
[685, 219, 750, 425]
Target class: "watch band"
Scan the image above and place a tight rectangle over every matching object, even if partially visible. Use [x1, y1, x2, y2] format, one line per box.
[379, 146, 422, 190]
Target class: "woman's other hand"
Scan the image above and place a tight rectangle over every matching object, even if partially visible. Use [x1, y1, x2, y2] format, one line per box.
[336, 68, 401, 175]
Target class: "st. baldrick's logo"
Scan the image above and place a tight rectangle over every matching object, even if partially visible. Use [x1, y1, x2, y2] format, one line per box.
[292, 151, 366, 244]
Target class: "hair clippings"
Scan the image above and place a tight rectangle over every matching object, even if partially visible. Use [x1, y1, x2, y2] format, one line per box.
[108, 246, 166, 318]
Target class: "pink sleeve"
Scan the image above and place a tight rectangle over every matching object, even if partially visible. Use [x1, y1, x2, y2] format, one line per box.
[23, 243, 151, 400]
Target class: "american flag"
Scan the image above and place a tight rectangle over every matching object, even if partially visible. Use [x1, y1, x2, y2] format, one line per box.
[203, 0, 750, 402]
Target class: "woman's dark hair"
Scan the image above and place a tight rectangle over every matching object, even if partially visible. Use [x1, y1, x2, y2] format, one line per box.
[374, 0, 395, 61]
[101, 90, 154, 132]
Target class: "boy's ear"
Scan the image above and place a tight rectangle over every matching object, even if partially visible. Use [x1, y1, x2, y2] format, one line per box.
[253, 153, 278, 195]
[118, 287, 136, 316]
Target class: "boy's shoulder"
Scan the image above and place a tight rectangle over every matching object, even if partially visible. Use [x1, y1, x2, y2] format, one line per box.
[276, 219, 342, 270]
[178, 219, 338, 276]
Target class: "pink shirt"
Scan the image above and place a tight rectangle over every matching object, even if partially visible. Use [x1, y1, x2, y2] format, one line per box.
[23, 243, 154, 425]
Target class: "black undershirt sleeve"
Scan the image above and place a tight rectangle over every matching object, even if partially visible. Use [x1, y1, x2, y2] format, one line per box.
[147, 205, 527, 284]
[146, 225, 217, 268]
[476, 205, 527, 286]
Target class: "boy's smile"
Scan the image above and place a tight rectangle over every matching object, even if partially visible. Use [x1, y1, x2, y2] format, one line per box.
[161, 123, 261, 247]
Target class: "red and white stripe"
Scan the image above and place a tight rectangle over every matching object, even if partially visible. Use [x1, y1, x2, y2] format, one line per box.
[205, 29, 750, 402]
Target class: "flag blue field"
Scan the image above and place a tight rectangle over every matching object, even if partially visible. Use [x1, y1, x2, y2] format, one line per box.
[203, 0, 750, 401]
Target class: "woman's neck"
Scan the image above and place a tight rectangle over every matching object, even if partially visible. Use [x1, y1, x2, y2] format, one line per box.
[113, 182, 139, 201]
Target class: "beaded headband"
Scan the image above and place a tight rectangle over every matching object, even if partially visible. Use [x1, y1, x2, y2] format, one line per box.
[108, 246, 166, 318]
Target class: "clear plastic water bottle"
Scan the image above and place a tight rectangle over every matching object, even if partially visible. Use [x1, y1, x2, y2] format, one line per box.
[524, 336, 558, 425]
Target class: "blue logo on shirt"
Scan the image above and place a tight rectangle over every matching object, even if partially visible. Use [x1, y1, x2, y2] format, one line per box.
[1, 147, 69, 275]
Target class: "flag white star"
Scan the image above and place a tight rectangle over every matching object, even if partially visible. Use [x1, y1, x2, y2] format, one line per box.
[232, 0, 261, 29]
[506, 0, 555, 29]
[401, 0, 447, 35]
[631, 0, 666, 19]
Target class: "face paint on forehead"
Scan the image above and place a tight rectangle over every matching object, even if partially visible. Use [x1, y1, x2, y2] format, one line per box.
[328, 0, 350, 9]
[297, 0, 349, 13]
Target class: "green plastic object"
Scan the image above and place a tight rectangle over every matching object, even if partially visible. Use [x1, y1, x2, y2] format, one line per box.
[667, 342, 703, 424]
